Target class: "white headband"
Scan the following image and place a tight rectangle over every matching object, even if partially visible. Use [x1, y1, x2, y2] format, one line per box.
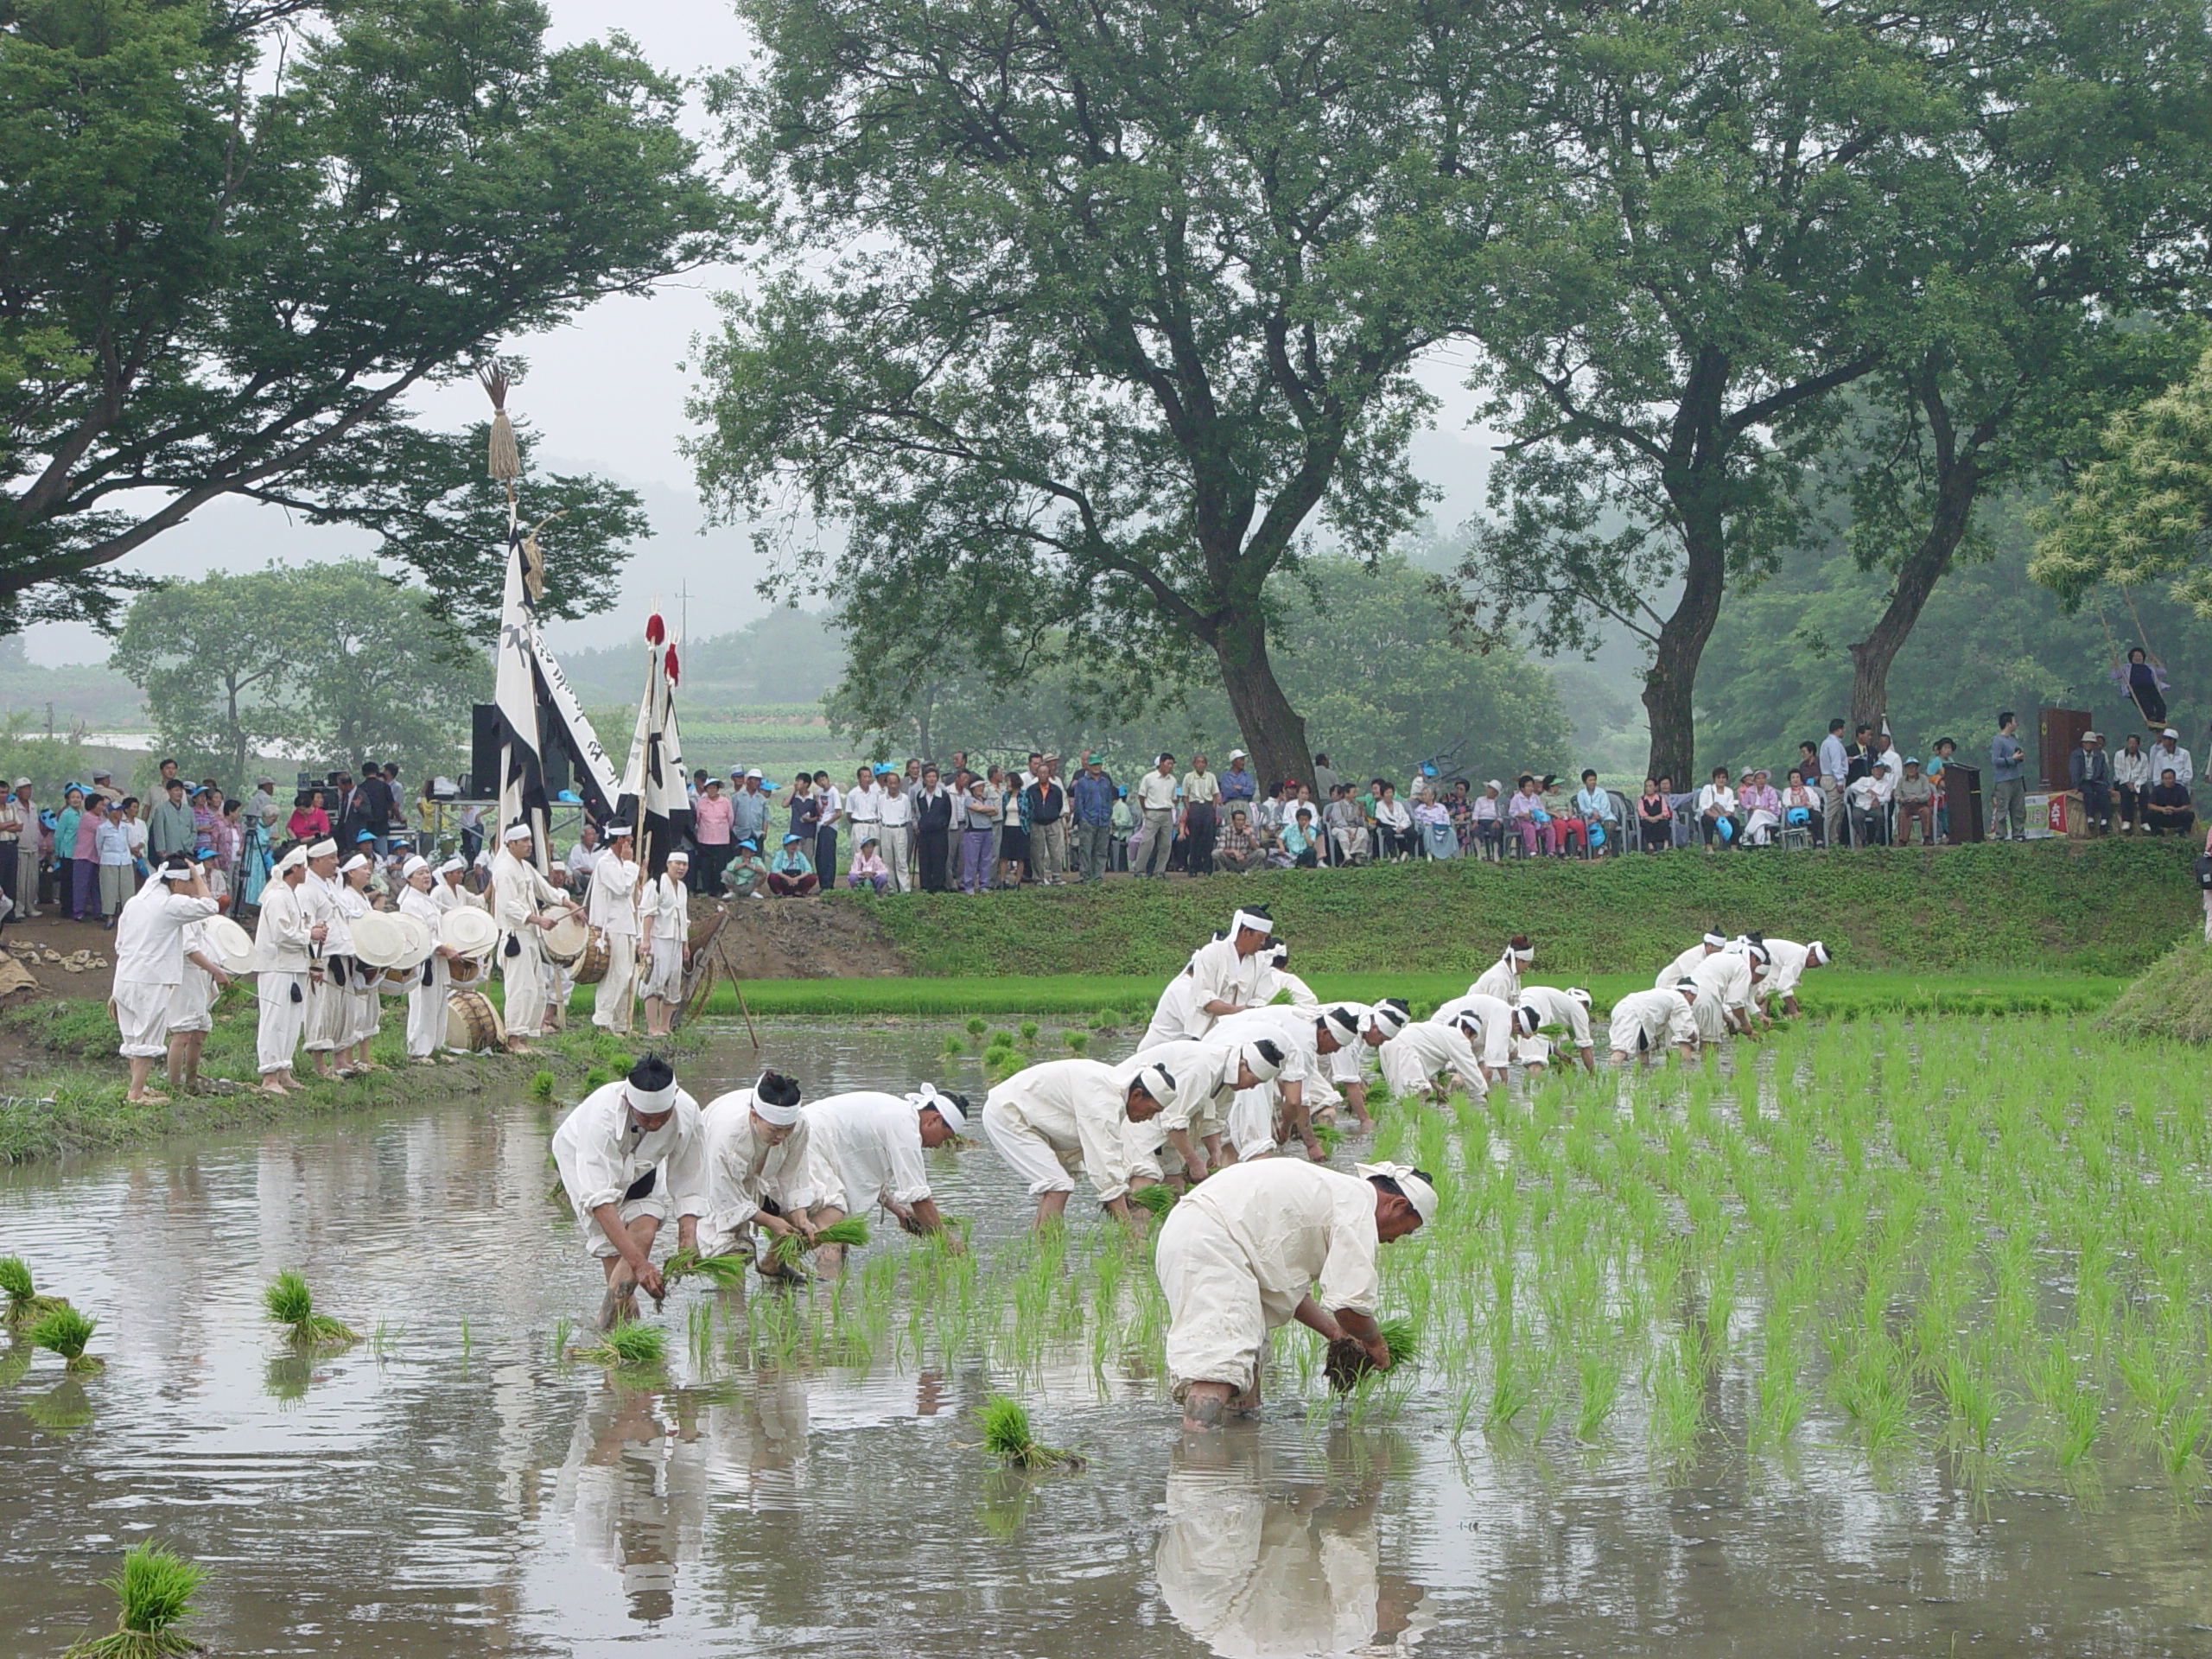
[1366, 1002, 1409, 1035]
[1808, 940, 1829, 965]
[502, 823, 534, 842]
[402, 855, 429, 878]
[1566, 987, 1592, 1007]
[1131, 1063, 1179, 1108]
[1236, 1042, 1283, 1084]
[1515, 1006, 1541, 1034]
[340, 853, 370, 874]
[752, 1094, 801, 1127]
[161, 863, 194, 882]
[626, 1079, 678, 1116]
[1701, 931, 1726, 948]
[307, 838, 337, 858]
[1510, 944, 1534, 963]
[274, 846, 308, 874]
[438, 856, 467, 875]
[1356, 1161, 1439, 1225]
[1230, 908, 1272, 936]
[908, 1084, 965, 1133]
[1319, 1005, 1361, 1043]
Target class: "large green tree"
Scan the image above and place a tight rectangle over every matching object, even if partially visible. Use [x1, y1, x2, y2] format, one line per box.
[689, 0, 1517, 790]
[109, 562, 489, 781]
[0, 0, 730, 632]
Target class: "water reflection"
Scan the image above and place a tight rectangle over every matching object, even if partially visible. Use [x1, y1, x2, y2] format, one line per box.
[1159, 1430, 1432, 1658]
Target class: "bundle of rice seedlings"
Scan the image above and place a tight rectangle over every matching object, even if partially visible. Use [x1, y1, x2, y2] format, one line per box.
[30, 1305, 103, 1374]
[262, 1272, 358, 1348]
[1064, 1031, 1089, 1053]
[941, 1034, 967, 1058]
[1090, 1007, 1123, 1031]
[661, 1248, 750, 1289]
[1325, 1316, 1421, 1393]
[1311, 1122, 1345, 1157]
[2, 1254, 70, 1332]
[1019, 1021, 1039, 1044]
[766, 1217, 870, 1270]
[576, 1321, 666, 1368]
[583, 1066, 611, 1090]
[964, 1018, 989, 1037]
[981, 1395, 1084, 1470]
[1128, 1184, 1177, 1218]
[529, 1069, 557, 1100]
[63, 1540, 209, 1658]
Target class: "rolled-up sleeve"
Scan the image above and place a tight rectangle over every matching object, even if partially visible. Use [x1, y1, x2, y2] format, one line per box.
[1314, 1192, 1380, 1317]
[1666, 1001, 1698, 1046]
[885, 1128, 932, 1206]
[664, 1106, 709, 1220]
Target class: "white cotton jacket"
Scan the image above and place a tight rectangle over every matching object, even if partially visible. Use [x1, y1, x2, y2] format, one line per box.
[1207, 1005, 1320, 1084]
[492, 848, 560, 934]
[1185, 937, 1273, 1030]
[1689, 950, 1757, 1012]
[1655, 944, 1714, 990]
[586, 855, 639, 937]
[251, 876, 315, 972]
[805, 1090, 934, 1213]
[1140, 969, 1208, 1048]
[1426, 992, 1517, 1068]
[112, 883, 219, 993]
[982, 1058, 1136, 1202]
[550, 1079, 708, 1217]
[1470, 951, 1521, 1004]
[1611, 988, 1699, 1049]
[2113, 747, 2154, 790]
[1757, 938, 1815, 1000]
[1261, 966, 1321, 1008]
[701, 1089, 832, 1231]
[1378, 1020, 1488, 1097]
[397, 882, 442, 944]
[1517, 985, 1593, 1051]
[302, 873, 347, 956]
[1178, 1161, 1382, 1319]
[1117, 1037, 1243, 1135]
[638, 873, 687, 945]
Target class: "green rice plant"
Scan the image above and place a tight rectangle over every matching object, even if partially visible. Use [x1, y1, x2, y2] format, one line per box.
[1325, 1318, 1421, 1392]
[576, 1321, 666, 1369]
[1090, 1007, 1124, 1031]
[29, 1304, 103, 1374]
[530, 1069, 556, 1099]
[1128, 1184, 1176, 1218]
[662, 1248, 751, 1289]
[2028, 1339, 2104, 1467]
[0, 1338, 30, 1388]
[980, 1395, 1084, 1470]
[2158, 1397, 2209, 1477]
[584, 1066, 611, 1090]
[1019, 1021, 1040, 1044]
[767, 1217, 871, 1270]
[61, 1540, 208, 1658]
[549, 1315, 574, 1363]
[1574, 1347, 1622, 1442]
[965, 1017, 988, 1037]
[262, 1272, 358, 1348]
[1312, 1122, 1345, 1159]
[942, 1034, 967, 1058]
[1064, 1032, 1089, 1053]
[1647, 1329, 1707, 1462]
[1, 1255, 70, 1332]
[988, 1028, 1017, 1050]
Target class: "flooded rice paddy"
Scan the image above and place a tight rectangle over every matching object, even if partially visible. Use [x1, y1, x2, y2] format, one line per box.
[7, 1015, 2212, 1656]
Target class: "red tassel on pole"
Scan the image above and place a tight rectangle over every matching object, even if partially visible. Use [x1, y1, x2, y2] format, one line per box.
[645, 612, 665, 646]
[664, 644, 680, 686]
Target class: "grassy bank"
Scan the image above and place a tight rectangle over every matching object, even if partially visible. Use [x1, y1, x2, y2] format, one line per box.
[0, 997, 658, 1166]
[838, 837, 2196, 980]
[681, 969, 2124, 1022]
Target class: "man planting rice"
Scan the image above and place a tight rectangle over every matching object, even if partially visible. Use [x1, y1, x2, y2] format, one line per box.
[1206, 1003, 1362, 1162]
[699, 1070, 839, 1278]
[1116, 1036, 1286, 1186]
[980, 1057, 1178, 1236]
[803, 1084, 969, 1267]
[1154, 1159, 1436, 1431]
[550, 1055, 707, 1329]
[1609, 981, 1701, 1068]
[1514, 985, 1597, 1075]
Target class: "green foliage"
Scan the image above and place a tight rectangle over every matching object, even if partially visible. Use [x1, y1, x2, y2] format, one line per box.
[29, 1303, 100, 1371]
[0, 1254, 31, 1305]
[2102, 938, 2212, 1045]
[979, 1395, 1082, 1470]
[662, 1249, 751, 1289]
[1128, 1184, 1176, 1218]
[767, 1217, 871, 1270]
[261, 1272, 358, 1348]
[62, 1541, 208, 1658]
[0, 0, 733, 628]
[529, 1070, 556, 1101]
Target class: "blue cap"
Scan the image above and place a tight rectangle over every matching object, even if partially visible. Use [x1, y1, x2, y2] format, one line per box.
[556, 789, 581, 804]
[193, 845, 219, 860]
[783, 832, 802, 844]
[356, 830, 378, 842]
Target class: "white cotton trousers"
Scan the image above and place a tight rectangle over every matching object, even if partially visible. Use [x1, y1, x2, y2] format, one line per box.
[1226, 1086, 1280, 1160]
[503, 936, 549, 1036]
[980, 1099, 1080, 1197]
[591, 933, 637, 1030]
[1516, 1032, 1554, 1067]
[305, 970, 346, 1052]
[257, 971, 306, 1074]
[404, 958, 448, 1058]
[344, 978, 381, 1049]
[113, 981, 171, 1058]
[165, 965, 215, 1035]
[576, 1193, 671, 1260]
[1155, 1204, 1293, 1399]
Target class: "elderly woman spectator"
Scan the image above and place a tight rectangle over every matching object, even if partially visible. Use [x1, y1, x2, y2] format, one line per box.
[847, 835, 892, 893]
[288, 787, 331, 845]
[1696, 767, 1740, 849]
[1370, 780, 1414, 861]
[1324, 785, 1369, 865]
[1216, 807, 1264, 873]
[1573, 769, 1619, 854]
[1781, 769, 1823, 844]
[1468, 780, 1503, 861]
[1506, 775, 1551, 857]
[1637, 777, 1671, 853]
[1895, 758, 1937, 844]
[2113, 734, 2154, 833]
[1538, 774, 1588, 857]
[1738, 768, 1782, 846]
[1413, 788, 1456, 859]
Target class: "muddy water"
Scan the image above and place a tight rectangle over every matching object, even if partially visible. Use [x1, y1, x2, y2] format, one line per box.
[5, 1022, 2210, 1657]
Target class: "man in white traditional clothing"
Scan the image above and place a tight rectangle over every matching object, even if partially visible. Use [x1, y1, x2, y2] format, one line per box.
[1425, 991, 1536, 1088]
[299, 838, 346, 1078]
[1380, 1006, 1511, 1101]
[1749, 937, 1828, 1017]
[1116, 1036, 1285, 1186]
[492, 821, 570, 1052]
[397, 855, 455, 1065]
[163, 880, 234, 1096]
[251, 844, 318, 1094]
[1140, 935, 1224, 1049]
[1516, 984, 1597, 1075]
[1319, 1000, 1409, 1131]
[1261, 941, 1321, 1007]
[637, 848, 690, 1038]
[334, 851, 384, 1075]
[1470, 934, 1535, 1004]
[1209, 1002, 1363, 1162]
[1154, 1158, 1434, 1430]
[981, 1057, 1178, 1236]
[586, 823, 640, 1033]
[543, 859, 577, 1031]
[551, 1054, 707, 1327]
[1656, 928, 1728, 989]
[1184, 907, 1279, 1035]
[805, 1084, 968, 1266]
[1610, 981, 1700, 1068]
[698, 1070, 838, 1277]
[108, 856, 219, 1103]
[1689, 942, 1767, 1040]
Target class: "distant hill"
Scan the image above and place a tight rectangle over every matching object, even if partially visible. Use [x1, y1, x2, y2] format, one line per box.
[558, 608, 845, 712]
[0, 637, 145, 730]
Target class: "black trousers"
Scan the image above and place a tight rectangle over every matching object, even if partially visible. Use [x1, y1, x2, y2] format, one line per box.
[918, 827, 950, 891]
[1185, 803, 1217, 875]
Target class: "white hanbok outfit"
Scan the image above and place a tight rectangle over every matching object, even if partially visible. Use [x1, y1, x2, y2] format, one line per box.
[1259, 965, 1321, 1008]
[805, 1091, 936, 1220]
[1154, 1161, 1380, 1398]
[586, 853, 640, 1030]
[1182, 936, 1273, 1039]
[980, 1058, 1137, 1204]
[1655, 943, 1716, 990]
[336, 883, 380, 1048]
[637, 871, 687, 1002]
[1115, 1038, 1248, 1180]
[492, 846, 563, 1037]
[1514, 985, 1593, 1066]
[1609, 988, 1698, 1056]
[251, 875, 314, 1075]
[1208, 1004, 1338, 1158]
[302, 873, 346, 1053]
[110, 882, 219, 1058]
[1140, 966, 1208, 1050]
[398, 883, 449, 1058]
[550, 1080, 709, 1259]
[1754, 938, 1816, 1004]
[698, 1088, 836, 1255]
[165, 918, 219, 1035]
[1377, 1019, 1488, 1099]
[1470, 950, 1522, 1004]
[1425, 992, 1519, 1070]
[1688, 950, 1758, 1041]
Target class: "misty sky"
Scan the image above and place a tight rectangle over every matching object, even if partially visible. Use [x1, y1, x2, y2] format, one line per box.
[24, 0, 1500, 668]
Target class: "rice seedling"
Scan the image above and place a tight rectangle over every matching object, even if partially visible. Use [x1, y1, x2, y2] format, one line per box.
[262, 1272, 358, 1348]
[0, 1338, 30, 1388]
[584, 1066, 610, 1090]
[1090, 1007, 1124, 1030]
[575, 1320, 667, 1369]
[1064, 1032, 1089, 1053]
[965, 1017, 988, 1037]
[1575, 1347, 1622, 1442]
[980, 1395, 1084, 1470]
[662, 1248, 752, 1289]
[941, 1034, 966, 1058]
[530, 1069, 556, 1099]
[30, 1304, 103, 1374]
[549, 1315, 574, 1363]
[1128, 1184, 1176, 1218]
[987, 1028, 1017, 1050]
[1, 1254, 70, 1332]
[62, 1539, 208, 1658]
[1019, 1021, 1039, 1044]
[766, 1217, 871, 1271]
[1312, 1122, 1345, 1159]
[1325, 1317, 1421, 1391]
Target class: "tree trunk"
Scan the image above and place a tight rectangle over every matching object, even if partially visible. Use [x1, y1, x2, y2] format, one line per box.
[1211, 608, 1312, 792]
[1642, 505, 1728, 788]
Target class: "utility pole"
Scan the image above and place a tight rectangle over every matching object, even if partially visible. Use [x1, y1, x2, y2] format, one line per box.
[675, 581, 691, 641]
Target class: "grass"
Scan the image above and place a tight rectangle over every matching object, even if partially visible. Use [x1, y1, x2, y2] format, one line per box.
[62, 1541, 208, 1658]
[980, 1395, 1084, 1470]
[261, 1272, 358, 1348]
[2102, 935, 2212, 1043]
[30, 1303, 102, 1374]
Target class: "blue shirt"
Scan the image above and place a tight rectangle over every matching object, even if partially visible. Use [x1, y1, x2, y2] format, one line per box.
[1070, 772, 1118, 826]
[730, 788, 772, 841]
[1991, 732, 2024, 783]
[1218, 766, 1256, 802]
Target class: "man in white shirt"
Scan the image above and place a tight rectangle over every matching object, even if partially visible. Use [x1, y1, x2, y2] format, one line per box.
[1155, 1159, 1433, 1430]
[699, 1070, 839, 1274]
[1817, 719, 1850, 848]
[585, 824, 640, 1032]
[1609, 982, 1700, 1068]
[845, 764, 885, 854]
[1847, 764, 1891, 847]
[1656, 930, 1727, 988]
[1471, 936, 1533, 1003]
[1118, 1034, 1282, 1185]
[492, 821, 570, 1050]
[251, 844, 318, 1093]
[2152, 728, 2194, 788]
[109, 857, 219, 1103]
[551, 1055, 708, 1326]
[1183, 908, 1277, 1038]
[637, 848, 690, 1038]
[981, 1057, 1177, 1235]
[1133, 753, 1180, 878]
[1690, 944, 1766, 1039]
[1180, 754, 1223, 875]
[876, 772, 916, 892]
[806, 1085, 966, 1264]
[1751, 938, 1828, 1017]
[1516, 984, 1596, 1074]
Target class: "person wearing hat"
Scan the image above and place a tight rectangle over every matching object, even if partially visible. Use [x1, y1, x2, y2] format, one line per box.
[580, 825, 639, 1033]
[845, 834, 891, 893]
[1896, 755, 1940, 843]
[1611, 980, 1701, 1067]
[1068, 753, 1118, 883]
[250, 844, 319, 1092]
[1118, 1036, 1286, 1186]
[1132, 753, 1180, 878]
[2150, 726, 2193, 790]
[766, 831, 818, 898]
[698, 1071, 836, 1277]
[1219, 749, 1256, 810]
[636, 848, 691, 1038]
[690, 775, 735, 895]
[2066, 730, 2113, 835]
[1471, 936, 1535, 1005]
[955, 773, 1001, 893]
[552, 1054, 709, 1326]
[108, 855, 220, 1103]
[1154, 1157, 1434, 1431]
[802, 1084, 969, 1265]
[722, 836, 769, 900]
[298, 839, 351, 1078]
[490, 821, 570, 1051]
[1181, 908, 1276, 1039]
[981, 1056, 1178, 1236]
[1514, 985, 1597, 1076]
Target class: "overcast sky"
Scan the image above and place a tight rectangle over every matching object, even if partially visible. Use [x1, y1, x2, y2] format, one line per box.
[23, 0, 1499, 668]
